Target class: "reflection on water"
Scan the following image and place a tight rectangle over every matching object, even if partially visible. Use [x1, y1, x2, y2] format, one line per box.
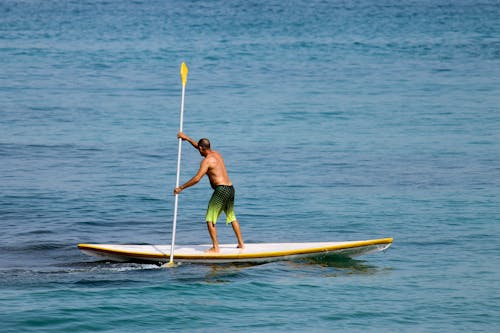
[171, 256, 392, 284]
[171, 262, 260, 284]
[64, 255, 392, 287]
[286, 256, 392, 277]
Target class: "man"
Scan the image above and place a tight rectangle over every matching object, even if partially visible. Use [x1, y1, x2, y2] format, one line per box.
[173, 132, 245, 253]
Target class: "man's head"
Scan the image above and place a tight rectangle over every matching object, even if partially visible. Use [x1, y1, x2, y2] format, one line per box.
[197, 138, 211, 156]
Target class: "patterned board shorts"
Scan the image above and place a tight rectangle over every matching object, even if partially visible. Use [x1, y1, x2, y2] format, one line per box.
[205, 185, 237, 224]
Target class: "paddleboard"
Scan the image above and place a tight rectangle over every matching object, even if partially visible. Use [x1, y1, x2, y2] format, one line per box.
[78, 238, 392, 264]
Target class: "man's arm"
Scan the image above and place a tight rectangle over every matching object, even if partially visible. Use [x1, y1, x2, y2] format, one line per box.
[174, 159, 209, 195]
[178, 132, 198, 149]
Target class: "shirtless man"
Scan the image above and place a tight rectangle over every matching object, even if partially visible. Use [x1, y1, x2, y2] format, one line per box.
[173, 132, 245, 253]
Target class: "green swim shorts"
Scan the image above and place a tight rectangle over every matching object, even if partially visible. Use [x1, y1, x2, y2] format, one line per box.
[205, 185, 237, 224]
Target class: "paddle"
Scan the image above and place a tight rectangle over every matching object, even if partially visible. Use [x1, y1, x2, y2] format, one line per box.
[164, 62, 188, 268]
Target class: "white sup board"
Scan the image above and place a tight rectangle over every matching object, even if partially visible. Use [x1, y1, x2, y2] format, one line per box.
[78, 238, 392, 264]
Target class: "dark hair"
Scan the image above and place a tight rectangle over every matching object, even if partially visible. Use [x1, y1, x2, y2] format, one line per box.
[198, 138, 210, 149]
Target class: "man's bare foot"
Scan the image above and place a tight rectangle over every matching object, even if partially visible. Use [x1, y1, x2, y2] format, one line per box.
[205, 247, 219, 253]
[237, 243, 245, 249]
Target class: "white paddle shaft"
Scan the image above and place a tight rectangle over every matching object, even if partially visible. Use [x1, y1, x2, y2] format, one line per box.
[169, 70, 187, 265]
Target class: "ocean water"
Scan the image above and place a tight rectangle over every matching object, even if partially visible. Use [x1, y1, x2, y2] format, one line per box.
[1, 0, 499, 331]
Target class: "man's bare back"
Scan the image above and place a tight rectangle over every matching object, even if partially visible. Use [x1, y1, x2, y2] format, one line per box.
[203, 150, 232, 189]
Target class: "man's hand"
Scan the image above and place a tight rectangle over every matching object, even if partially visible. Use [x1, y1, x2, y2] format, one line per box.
[177, 132, 189, 141]
[174, 187, 183, 195]
[177, 132, 199, 149]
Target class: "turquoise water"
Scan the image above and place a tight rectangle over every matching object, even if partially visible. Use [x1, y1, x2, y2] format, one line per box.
[1, 0, 500, 331]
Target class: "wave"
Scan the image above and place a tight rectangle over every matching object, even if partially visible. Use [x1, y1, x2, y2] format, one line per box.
[0, 242, 70, 253]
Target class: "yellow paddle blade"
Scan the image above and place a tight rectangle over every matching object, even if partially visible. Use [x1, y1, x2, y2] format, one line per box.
[180, 62, 188, 86]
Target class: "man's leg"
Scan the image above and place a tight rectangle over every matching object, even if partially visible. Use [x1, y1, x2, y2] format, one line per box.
[206, 222, 219, 253]
[230, 220, 245, 249]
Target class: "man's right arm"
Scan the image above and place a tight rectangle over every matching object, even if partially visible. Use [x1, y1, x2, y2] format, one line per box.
[178, 132, 198, 149]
